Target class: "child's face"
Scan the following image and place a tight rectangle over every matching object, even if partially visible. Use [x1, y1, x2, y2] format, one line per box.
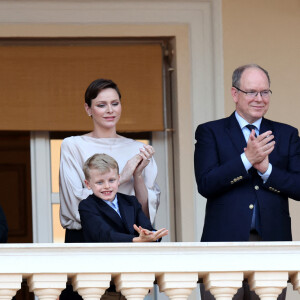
[85, 168, 120, 202]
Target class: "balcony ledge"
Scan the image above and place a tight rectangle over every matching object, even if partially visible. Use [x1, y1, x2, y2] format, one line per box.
[1, 242, 300, 300]
[1, 242, 300, 275]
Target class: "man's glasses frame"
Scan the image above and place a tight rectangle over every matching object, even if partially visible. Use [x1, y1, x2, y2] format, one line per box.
[233, 86, 272, 99]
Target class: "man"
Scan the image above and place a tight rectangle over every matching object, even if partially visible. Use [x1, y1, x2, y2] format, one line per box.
[195, 63, 300, 242]
[194, 64, 300, 299]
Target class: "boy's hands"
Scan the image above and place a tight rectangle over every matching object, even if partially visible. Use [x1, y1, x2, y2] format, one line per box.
[132, 224, 168, 242]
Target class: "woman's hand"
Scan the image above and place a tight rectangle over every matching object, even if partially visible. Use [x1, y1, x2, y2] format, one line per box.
[119, 154, 142, 185]
[120, 145, 156, 219]
[132, 145, 155, 218]
[132, 224, 168, 242]
[133, 145, 155, 177]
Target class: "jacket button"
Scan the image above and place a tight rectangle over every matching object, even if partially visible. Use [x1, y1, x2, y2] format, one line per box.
[254, 185, 259, 190]
[249, 204, 254, 209]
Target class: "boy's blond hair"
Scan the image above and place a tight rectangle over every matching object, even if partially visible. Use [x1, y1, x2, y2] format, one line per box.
[83, 153, 119, 181]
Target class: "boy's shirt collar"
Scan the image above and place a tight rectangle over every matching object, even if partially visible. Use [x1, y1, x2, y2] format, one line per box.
[102, 194, 118, 205]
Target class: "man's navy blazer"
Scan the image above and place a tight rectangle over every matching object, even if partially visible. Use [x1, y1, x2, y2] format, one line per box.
[194, 112, 300, 242]
[79, 192, 154, 243]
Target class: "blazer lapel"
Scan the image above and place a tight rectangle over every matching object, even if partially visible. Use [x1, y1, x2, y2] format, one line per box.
[93, 195, 125, 229]
[117, 194, 135, 235]
[259, 117, 273, 134]
[225, 112, 247, 154]
[260, 118, 276, 162]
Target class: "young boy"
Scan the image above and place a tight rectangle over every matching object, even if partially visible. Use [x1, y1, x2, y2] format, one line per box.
[79, 153, 168, 243]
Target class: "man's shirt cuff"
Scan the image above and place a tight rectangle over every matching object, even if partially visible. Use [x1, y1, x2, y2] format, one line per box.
[258, 163, 272, 183]
[241, 153, 252, 171]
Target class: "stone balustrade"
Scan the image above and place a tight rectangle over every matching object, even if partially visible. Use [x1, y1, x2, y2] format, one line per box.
[1, 242, 300, 300]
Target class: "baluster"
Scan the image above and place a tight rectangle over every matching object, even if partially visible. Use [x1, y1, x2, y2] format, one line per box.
[114, 273, 155, 300]
[28, 274, 67, 300]
[157, 273, 198, 300]
[203, 272, 243, 300]
[72, 273, 111, 300]
[248, 271, 288, 300]
[0, 274, 22, 300]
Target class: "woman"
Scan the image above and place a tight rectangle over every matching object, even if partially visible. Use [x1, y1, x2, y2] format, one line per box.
[59, 79, 160, 243]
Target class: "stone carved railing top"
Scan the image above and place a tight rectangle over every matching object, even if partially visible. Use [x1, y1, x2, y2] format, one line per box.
[1, 242, 300, 300]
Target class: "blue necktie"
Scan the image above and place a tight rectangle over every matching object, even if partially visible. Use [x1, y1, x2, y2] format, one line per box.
[246, 124, 261, 235]
[246, 124, 257, 137]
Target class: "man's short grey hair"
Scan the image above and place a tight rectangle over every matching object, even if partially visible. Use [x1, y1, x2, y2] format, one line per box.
[232, 64, 271, 88]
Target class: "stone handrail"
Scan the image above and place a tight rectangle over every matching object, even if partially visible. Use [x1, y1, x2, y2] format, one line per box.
[1, 242, 300, 300]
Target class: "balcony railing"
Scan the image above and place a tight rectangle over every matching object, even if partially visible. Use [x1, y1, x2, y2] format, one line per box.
[1, 242, 300, 300]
